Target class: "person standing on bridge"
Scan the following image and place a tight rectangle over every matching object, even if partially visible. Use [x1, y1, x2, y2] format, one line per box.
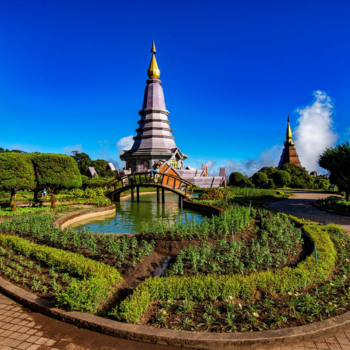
[150, 161, 160, 179]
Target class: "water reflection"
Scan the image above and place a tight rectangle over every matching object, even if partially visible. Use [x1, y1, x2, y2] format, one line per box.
[70, 193, 206, 234]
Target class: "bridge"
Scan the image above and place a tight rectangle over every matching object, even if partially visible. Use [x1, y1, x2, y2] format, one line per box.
[106, 171, 196, 205]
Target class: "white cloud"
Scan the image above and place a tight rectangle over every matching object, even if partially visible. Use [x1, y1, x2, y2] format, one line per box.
[347, 127, 350, 135]
[204, 144, 283, 178]
[294, 90, 338, 172]
[116, 135, 134, 150]
[63, 144, 83, 154]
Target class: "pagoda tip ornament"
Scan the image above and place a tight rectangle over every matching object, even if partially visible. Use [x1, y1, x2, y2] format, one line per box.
[286, 115, 294, 146]
[147, 41, 161, 79]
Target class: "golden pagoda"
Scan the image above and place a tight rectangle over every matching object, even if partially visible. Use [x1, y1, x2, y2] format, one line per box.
[278, 116, 302, 168]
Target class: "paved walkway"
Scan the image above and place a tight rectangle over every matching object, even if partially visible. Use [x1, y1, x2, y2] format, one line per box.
[268, 191, 350, 234]
[1, 191, 350, 350]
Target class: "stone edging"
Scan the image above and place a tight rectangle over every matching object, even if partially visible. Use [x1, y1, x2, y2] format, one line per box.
[183, 199, 224, 215]
[2, 275, 350, 349]
[54, 205, 116, 229]
[312, 201, 350, 218]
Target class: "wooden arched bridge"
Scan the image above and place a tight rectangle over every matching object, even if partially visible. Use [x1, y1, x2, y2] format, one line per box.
[106, 171, 195, 205]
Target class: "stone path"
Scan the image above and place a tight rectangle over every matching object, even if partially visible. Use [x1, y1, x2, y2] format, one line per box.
[268, 191, 350, 234]
[1, 191, 350, 349]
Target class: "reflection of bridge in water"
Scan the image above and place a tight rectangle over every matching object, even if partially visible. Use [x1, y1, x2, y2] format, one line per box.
[106, 171, 195, 207]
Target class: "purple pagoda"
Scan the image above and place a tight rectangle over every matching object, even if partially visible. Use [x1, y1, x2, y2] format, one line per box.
[120, 42, 188, 171]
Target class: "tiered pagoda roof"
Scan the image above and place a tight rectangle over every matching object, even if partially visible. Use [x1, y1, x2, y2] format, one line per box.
[120, 42, 188, 171]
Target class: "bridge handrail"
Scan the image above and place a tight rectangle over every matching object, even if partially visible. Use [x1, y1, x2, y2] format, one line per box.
[106, 171, 196, 192]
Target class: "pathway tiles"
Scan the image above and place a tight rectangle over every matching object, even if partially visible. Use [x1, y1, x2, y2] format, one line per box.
[0, 293, 350, 350]
[1, 191, 350, 349]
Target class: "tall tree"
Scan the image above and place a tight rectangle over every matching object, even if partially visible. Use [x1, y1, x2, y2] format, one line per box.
[0, 153, 35, 211]
[318, 142, 350, 201]
[71, 151, 92, 176]
[31, 154, 82, 208]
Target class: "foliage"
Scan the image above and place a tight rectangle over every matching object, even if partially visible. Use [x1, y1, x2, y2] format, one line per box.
[113, 218, 336, 324]
[71, 151, 92, 176]
[0, 205, 70, 217]
[55, 277, 110, 313]
[91, 159, 115, 177]
[0, 153, 36, 211]
[0, 214, 154, 269]
[258, 166, 278, 178]
[273, 170, 291, 187]
[252, 164, 321, 190]
[0, 233, 122, 313]
[141, 204, 252, 240]
[198, 188, 230, 200]
[164, 212, 303, 276]
[229, 172, 246, 187]
[252, 172, 269, 187]
[31, 153, 82, 191]
[280, 163, 314, 189]
[317, 196, 350, 214]
[85, 177, 114, 188]
[318, 142, 350, 200]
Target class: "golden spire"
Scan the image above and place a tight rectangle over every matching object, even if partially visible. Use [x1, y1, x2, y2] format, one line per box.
[147, 41, 161, 79]
[286, 115, 293, 143]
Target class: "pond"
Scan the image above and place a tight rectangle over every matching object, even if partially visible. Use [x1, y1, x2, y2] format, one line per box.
[69, 192, 207, 234]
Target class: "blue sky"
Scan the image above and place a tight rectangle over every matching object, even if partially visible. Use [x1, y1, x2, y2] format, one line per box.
[0, 0, 349, 175]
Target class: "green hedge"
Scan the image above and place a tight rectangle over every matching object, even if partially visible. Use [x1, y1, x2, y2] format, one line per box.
[0, 234, 122, 313]
[113, 220, 336, 323]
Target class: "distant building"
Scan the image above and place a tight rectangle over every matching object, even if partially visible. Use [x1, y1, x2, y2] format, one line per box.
[278, 116, 302, 168]
[310, 171, 317, 177]
[120, 41, 188, 171]
[88, 167, 97, 177]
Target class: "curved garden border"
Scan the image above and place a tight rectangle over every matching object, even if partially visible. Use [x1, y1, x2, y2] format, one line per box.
[1, 271, 350, 349]
[54, 204, 117, 229]
[312, 201, 350, 218]
[1, 197, 349, 348]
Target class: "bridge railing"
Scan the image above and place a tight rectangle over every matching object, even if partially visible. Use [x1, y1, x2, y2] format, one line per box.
[106, 171, 195, 197]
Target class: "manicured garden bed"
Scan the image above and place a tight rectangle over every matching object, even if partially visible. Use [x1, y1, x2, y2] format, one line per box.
[0, 193, 348, 333]
[316, 196, 350, 215]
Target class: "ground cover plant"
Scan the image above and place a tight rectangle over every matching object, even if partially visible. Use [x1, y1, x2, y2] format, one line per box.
[163, 211, 305, 277]
[0, 234, 122, 314]
[316, 196, 350, 214]
[0, 205, 71, 217]
[0, 214, 155, 272]
[137, 223, 350, 332]
[140, 204, 252, 240]
[1, 192, 349, 333]
[113, 213, 338, 328]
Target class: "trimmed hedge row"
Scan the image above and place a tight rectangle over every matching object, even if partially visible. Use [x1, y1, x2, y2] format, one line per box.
[0, 234, 122, 313]
[113, 218, 337, 323]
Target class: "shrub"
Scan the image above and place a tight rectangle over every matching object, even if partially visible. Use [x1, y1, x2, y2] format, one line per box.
[30, 153, 82, 208]
[229, 172, 246, 187]
[274, 170, 291, 187]
[252, 172, 269, 187]
[0, 153, 36, 211]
